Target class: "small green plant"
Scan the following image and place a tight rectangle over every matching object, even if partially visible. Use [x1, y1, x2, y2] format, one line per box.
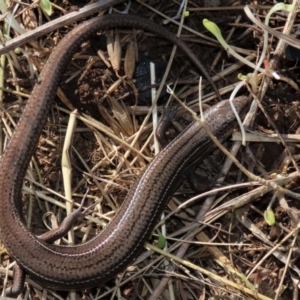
[203, 4, 297, 145]
[203, 3, 296, 93]
[156, 230, 166, 249]
[264, 207, 276, 226]
[40, 0, 53, 16]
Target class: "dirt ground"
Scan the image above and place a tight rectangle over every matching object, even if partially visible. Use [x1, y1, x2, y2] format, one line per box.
[1, 0, 300, 299]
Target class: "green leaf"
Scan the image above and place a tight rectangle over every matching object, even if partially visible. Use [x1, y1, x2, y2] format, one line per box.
[202, 19, 221, 38]
[40, 0, 53, 16]
[156, 230, 166, 249]
[264, 208, 276, 225]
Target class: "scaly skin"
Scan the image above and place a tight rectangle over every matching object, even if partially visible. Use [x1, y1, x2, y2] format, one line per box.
[0, 14, 248, 294]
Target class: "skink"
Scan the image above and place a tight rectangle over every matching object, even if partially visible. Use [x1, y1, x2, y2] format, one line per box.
[0, 14, 249, 293]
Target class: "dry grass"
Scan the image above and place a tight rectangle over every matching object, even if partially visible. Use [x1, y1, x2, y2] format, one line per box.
[1, 0, 300, 299]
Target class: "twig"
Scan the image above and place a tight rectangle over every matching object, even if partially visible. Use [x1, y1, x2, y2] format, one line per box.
[0, 0, 124, 55]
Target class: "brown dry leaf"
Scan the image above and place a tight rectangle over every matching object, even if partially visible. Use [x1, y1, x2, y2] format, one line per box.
[124, 39, 136, 80]
[22, 7, 37, 30]
[107, 30, 121, 73]
[106, 77, 124, 95]
[97, 102, 127, 137]
[108, 95, 134, 136]
[248, 269, 272, 285]
[97, 49, 111, 69]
